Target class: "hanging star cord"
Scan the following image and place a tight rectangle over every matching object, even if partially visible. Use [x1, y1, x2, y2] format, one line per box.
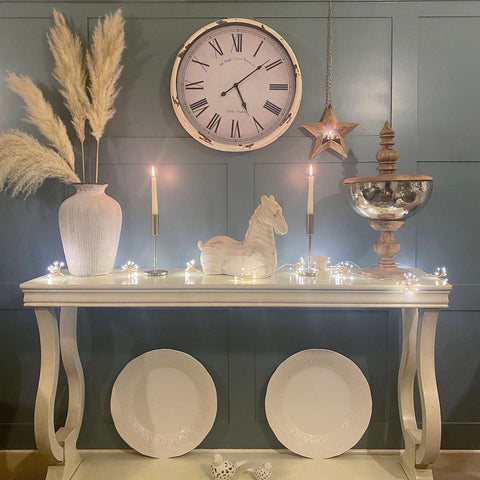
[326, 0, 333, 107]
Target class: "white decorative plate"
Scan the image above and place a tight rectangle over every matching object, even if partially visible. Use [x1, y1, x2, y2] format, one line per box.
[265, 349, 372, 459]
[111, 349, 217, 458]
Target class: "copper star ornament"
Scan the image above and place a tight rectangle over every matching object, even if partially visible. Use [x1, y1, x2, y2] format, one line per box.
[303, 104, 358, 158]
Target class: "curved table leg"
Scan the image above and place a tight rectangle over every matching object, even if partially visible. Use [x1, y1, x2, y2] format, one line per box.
[34, 307, 85, 480]
[57, 306, 84, 479]
[416, 309, 441, 467]
[34, 308, 64, 463]
[398, 308, 441, 480]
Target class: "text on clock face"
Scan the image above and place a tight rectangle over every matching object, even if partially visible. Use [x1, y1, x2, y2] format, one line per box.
[176, 24, 297, 144]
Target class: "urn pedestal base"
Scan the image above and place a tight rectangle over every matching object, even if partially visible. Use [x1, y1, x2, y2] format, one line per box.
[362, 219, 407, 280]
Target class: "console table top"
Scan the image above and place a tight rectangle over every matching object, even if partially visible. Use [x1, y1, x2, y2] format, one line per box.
[21, 268, 451, 309]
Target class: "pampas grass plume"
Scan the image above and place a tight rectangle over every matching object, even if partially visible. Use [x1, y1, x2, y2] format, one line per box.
[0, 130, 80, 197]
[87, 9, 125, 182]
[48, 9, 89, 180]
[7, 73, 75, 170]
[87, 9, 125, 140]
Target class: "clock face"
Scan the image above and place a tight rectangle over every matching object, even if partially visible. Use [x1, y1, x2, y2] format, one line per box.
[171, 18, 302, 151]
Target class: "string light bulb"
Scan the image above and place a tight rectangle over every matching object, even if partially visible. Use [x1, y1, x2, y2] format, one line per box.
[434, 266, 448, 282]
[397, 271, 419, 294]
[185, 259, 198, 273]
[47, 261, 65, 276]
[122, 261, 138, 273]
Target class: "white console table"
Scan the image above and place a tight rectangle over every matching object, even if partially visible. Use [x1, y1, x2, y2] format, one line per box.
[20, 269, 451, 480]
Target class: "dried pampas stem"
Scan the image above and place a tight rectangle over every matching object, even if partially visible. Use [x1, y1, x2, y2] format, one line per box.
[7, 73, 75, 170]
[0, 130, 80, 197]
[48, 9, 89, 182]
[87, 9, 125, 183]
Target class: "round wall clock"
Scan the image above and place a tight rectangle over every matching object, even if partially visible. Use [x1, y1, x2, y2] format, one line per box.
[170, 18, 302, 152]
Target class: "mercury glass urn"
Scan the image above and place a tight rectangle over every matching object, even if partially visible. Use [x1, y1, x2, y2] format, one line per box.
[343, 121, 433, 279]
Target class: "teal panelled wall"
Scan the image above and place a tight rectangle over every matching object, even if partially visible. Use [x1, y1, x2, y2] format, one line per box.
[0, 1, 479, 450]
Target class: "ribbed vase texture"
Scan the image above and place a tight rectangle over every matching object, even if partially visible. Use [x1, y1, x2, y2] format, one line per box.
[59, 184, 122, 276]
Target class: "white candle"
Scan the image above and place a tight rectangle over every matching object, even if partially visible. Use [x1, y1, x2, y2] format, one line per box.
[307, 164, 314, 215]
[151, 166, 158, 215]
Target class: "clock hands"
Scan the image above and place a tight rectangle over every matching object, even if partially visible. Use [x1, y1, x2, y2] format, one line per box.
[234, 85, 248, 113]
[220, 59, 270, 97]
[221, 59, 270, 113]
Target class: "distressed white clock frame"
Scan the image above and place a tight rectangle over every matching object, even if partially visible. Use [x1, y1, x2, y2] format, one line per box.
[20, 270, 451, 480]
[170, 18, 303, 152]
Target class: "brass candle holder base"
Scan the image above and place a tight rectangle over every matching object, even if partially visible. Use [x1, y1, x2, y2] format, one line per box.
[144, 269, 168, 277]
[298, 218, 318, 277]
[298, 267, 318, 277]
[144, 229, 168, 277]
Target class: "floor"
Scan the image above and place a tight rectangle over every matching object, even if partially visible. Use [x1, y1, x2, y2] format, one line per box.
[432, 451, 480, 480]
[2, 449, 479, 480]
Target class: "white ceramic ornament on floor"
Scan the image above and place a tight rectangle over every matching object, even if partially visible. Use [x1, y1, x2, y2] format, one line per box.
[198, 195, 287, 278]
[210, 453, 246, 479]
[247, 462, 273, 480]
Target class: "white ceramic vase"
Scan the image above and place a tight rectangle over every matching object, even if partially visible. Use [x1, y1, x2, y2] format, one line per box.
[59, 184, 122, 276]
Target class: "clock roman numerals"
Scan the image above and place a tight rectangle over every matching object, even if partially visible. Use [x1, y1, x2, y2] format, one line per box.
[206, 113, 222, 132]
[185, 80, 204, 90]
[253, 117, 264, 133]
[208, 38, 224, 57]
[265, 59, 282, 71]
[230, 120, 241, 138]
[231, 33, 242, 52]
[253, 40, 264, 57]
[270, 83, 288, 91]
[192, 56, 210, 71]
[190, 98, 209, 117]
[263, 100, 282, 116]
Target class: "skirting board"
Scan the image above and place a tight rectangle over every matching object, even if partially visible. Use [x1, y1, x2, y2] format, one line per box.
[1, 449, 479, 480]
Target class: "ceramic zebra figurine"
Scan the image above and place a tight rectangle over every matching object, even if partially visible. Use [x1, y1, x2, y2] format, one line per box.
[198, 195, 288, 278]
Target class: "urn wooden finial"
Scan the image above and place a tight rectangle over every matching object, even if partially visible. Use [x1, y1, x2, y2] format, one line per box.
[376, 121, 399, 175]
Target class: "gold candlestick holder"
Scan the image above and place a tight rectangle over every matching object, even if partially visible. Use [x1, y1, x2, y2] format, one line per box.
[298, 213, 318, 277]
[145, 213, 168, 277]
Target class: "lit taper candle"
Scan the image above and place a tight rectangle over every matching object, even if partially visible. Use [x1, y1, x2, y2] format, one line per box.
[151, 166, 159, 235]
[306, 164, 314, 234]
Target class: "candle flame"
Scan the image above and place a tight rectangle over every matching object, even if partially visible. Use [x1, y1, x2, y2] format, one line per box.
[309, 164, 314, 177]
[151, 166, 156, 178]
[324, 129, 335, 140]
